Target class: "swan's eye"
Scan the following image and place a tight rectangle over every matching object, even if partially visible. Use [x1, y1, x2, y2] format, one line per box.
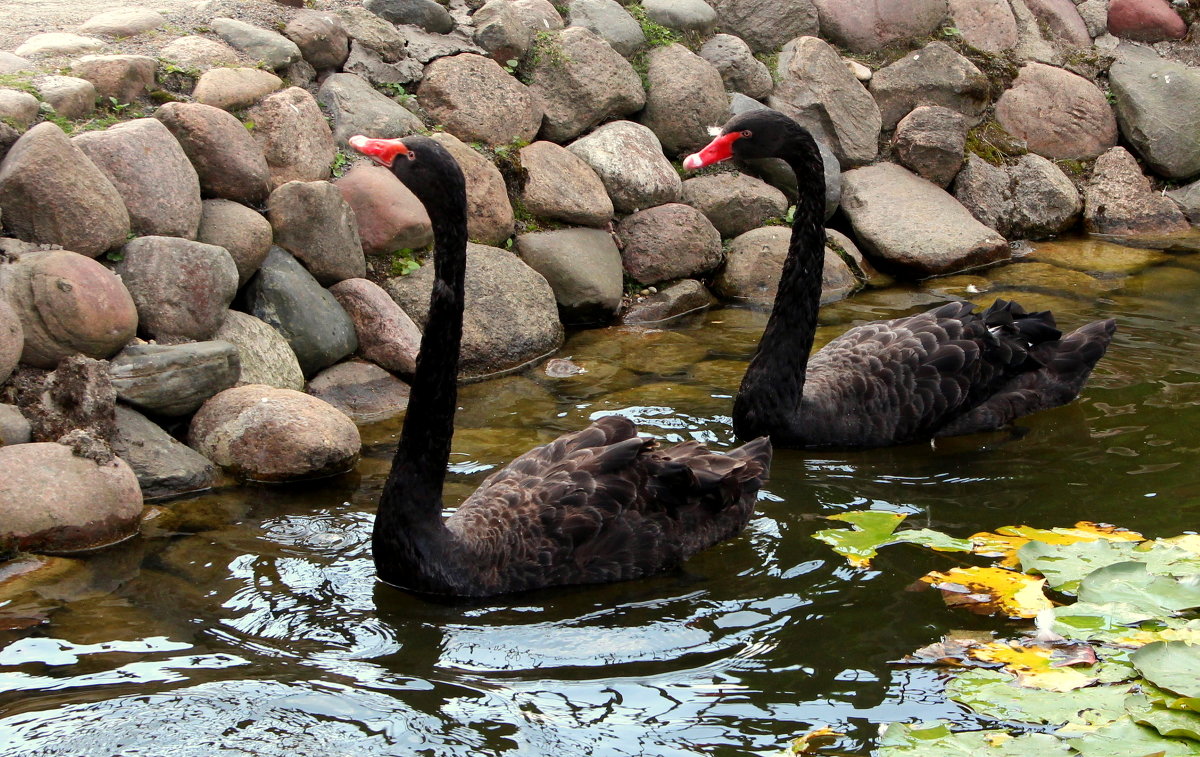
[740, 130, 752, 138]
[405, 151, 416, 161]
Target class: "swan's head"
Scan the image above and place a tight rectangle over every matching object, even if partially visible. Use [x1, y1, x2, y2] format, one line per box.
[349, 134, 466, 210]
[682, 110, 805, 169]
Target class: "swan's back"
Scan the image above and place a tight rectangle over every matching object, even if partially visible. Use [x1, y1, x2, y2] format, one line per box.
[797, 300, 1115, 447]
[443, 415, 771, 596]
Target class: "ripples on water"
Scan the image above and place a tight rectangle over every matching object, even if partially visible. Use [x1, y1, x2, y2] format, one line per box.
[2, 239, 1199, 755]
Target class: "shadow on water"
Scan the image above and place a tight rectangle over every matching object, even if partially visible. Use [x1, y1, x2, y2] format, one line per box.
[2, 239, 1199, 755]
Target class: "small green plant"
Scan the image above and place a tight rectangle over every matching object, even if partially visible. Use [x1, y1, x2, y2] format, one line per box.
[939, 25, 962, 38]
[374, 81, 414, 102]
[331, 149, 352, 177]
[243, 120, 256, 131]
[965, 120, 1025, 166]
[105, 248, 125, 263]
[503, 58, 519, 75]
[527, 30, 570, 72]
[42, 112, 73, 133]
[389, 248, 422, 277]
[628, 4, 679, 48]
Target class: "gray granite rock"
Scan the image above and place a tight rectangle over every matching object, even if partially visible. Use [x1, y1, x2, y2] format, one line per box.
[418, 53, 543, 146]
[334, 6, 410, 62]
[70, 54, 157, 104]
[284, 11, 351, 71]
[155, 101, 272, 206]
[79, 8, 166, 37]
[35, 75, 96, 120]
[947, 0, 1019, 52]
[306, 359, 411, 423]
[196, 199, 273, 286]
[812, 0, 948, 53]
[0, 89, 39, 129]
[0, 299, 22, 386]
[472, 0, 535, 63]
[519, 140, 614, 227]
[892, 106, 968, 188]
[211, 17, 302, 70]
[430, 133, 516, 246]
[1166, 179, 1200, 224]
[73, 118, 202, 239]
[565, 0, 645, 57]
[699, 34, 773, 99]
[115, 237, 239, 342]
[1109, 45, 1200, 180]
[954, 153, 1082, 240]
[243, 247, 359, 378]
[0, 404, 32, 447]
[112, 405, 216, 500]
[15, 34, 105, 59]
[567, 120, 681, 214]
[640, 44, 730, 156]
[715, 226, 859, 305]
[995, 62, 1118, 161]
[706, 0, 819, 54]
[681, 172, 788, 238]
[869, 41, 989, 130]
[366, 0, 455, 33]
[159, 36, 241, 70]
[191, 67, 283, 111]
[618, 203, 723, 285]
[510, 0, 566, 31]
[515, 227, 624, 325]
[643, 0, 719, 34]
[621, 279, 717, 324]
[108, 341, 241, 417]
[342, 39, 425, 86]
[317, 72, 425, 149]
[335, 163, 433, 255]
[212, 310, 305, 391]
[1084, 146, 1191, 235]
[330, 278, 422, 376]
[268, 180, 366, 286]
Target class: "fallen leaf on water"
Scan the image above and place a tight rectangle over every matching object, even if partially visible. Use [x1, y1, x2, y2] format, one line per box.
[812, 511, 971, 568]
[780, 725, 840, 755]
[921, 566, 1053, 618]
[970, 522, 1144, 568]
[968, 640, 1098, 691]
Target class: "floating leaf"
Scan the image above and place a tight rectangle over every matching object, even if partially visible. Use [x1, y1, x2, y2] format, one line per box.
[1132, 641, 1200, 700]
[1126, 693, 1200, 741]
[1141, 682, 1200, 715]
[970, 523, 1144, 568]
[921, 566, 1052, 618]
[967, 640, 1097, 691]
[947, 669, 1132, 726]
[878, 720, 1070, 755]
[902, 632, 993, 667]
[1063, 715, 1200, 756]
[812, 511, 970, 568]
[779, 725, 840, 755]
[1111, 618, 1200, 648]
[1078, 562, 1200, 615]
[1021, 539, 1200, 594]
[1158, 535, 1200, 556]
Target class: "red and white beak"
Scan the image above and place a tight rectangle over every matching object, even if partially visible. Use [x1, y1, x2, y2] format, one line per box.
[682, 131, 743, 170]
[348, 135, 410, 167]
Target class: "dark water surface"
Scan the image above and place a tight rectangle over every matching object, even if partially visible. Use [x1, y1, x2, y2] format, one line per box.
[2, 238, 1199, 755]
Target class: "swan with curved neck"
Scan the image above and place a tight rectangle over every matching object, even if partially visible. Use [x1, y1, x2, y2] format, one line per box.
[349, 134, 772, 597]
[685, 110, 1116, 448]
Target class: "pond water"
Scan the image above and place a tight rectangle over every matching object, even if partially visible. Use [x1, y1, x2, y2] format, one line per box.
[2, 236, 1199, 756]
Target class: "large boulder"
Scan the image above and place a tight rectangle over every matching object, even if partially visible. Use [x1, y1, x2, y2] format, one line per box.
[769, 36, 881, 167]
[418, 53, 542, 146]
[0, 299, 23, 385]
[565, 0, 645, 57]
[643, 0, 718, 35]
[112, 405, 215, 500]
[0, 90, 39, 130]
[70, 54, 157, 104]
[72, 118, 202, 239]
[244, 87, 336, 187]
[1109, 47, 1200, 180]
[365, 0, 455, 33]
[0, 122, 130, 257]
[430, 133, 515, 246]
[330, 277, 422, 376]
[212, 310, 305, 390]
[1023, 0, 1091, 46]
[812, 0, 949, 53]
[567, 121, 682, 214]
[639, 44, 730, 156]
[268, 181, 366, 286]
[316, 72, 426, 149]
[333, 6, 410, 62]
[699, 34, 773, 100]
[0, 250, 137, 368]
[34, 76, 96, 121]
[681, 172, 788, 238]
[0, 440, 143, 553]
[284, 11, 351, 71]
[715, 226, 858, 305]
[515, 228, 624, 325]
[1083, 146, 1191, 235]
[335, 163, 433, 256]
[617, 203, 723, 285]
[196, 199, 273, 286]
[1167, 180, 1200, 224]
[621, 279, 717, 325]
[1108, 0, 1188, 42]
[994, 62, 1118, 161]
[189, 385, 360, 482]
[473, 0, 535, 64]
[306, 360, 412, 424]
[954, 153, 1081, 240]
[211, 17, 302, 70]
[115, 237, 240, 342]
[155, 102, 272, 205]
[384, 244, 563, 378]
[526, 27, 646, 143]
[159, 35, 241, 70]
[947, 0, 1019, 53]
[243, 247, 358, 378]
[342, 39, 425, 88]
[842, 162, 1010, 276]
[80, 7, 166, 37]
[706, 0, 819, 54]
[519, 141, 614, 227]
[869, 42, 989, 130]
[510, 0, 566, 31]
[14, 34, 105, 59]
[108, 341, 241, 417]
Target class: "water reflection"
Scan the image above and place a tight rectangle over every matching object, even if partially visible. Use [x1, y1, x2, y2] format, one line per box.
[2, 238, 1200, 755]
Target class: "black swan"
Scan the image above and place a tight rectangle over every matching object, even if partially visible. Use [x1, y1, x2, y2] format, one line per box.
[348, 134, 772, 597]
[683, 110, 1117, 448]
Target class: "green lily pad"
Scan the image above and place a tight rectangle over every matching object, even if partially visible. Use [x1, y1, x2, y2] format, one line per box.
[1141, 682, 1200, 715]
[878, 721, 1070, 755]
[945, 669, 1132, 726]
[1132, 642, 1200, 699]
[1077, 562, 1200, 615]
[1063, 715, 1200, 756]
[1052, 601, 1158, 641]
[1019, 537, 1200, 595]
[1126, 693, 1200, 741]
[813, 511, 971, 568]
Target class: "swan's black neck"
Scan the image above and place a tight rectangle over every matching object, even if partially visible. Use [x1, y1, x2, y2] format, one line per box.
[374, 156, 469, 588]
[734, 127, 826, 442]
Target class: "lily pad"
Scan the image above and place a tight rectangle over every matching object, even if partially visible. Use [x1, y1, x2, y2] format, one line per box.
[1019, 538, 1200, 595]
[968, 640, 1097, 691]
[945, 669, 1132, 726]
[1078, 562, 1200, 615]
[1052, 601, 1159, 642]
[972, 522, 1143, 568]
[878, 721, 1070, 755]
[1132, 642, 1200, 700]
[1063, 715, 1200, 756]
[813, 511, 971, 568]
[1126, 693, 1200, 741]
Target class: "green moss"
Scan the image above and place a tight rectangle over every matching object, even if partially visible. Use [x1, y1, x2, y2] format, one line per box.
[628, 4, 679, 48]
[755, 51, 781, 84]
[0, 73, 39, 96]
[965, 121, 1026, 166]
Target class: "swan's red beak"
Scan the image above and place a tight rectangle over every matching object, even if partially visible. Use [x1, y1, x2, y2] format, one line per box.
[348, 135, 410, 167]
[682, 131, 743, 170]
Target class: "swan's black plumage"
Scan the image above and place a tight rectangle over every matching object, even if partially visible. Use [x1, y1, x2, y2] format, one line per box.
[352, 134, 771, 597]
[685, 110, 1116, 449]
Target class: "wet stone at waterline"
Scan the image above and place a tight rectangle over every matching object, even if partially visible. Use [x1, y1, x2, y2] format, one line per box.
[985, 261, 1122, 299]
[1028, 239, 1170, 276]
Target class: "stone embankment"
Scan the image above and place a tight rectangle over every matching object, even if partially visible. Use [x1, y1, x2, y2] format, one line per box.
[0, 0, 1197, 555]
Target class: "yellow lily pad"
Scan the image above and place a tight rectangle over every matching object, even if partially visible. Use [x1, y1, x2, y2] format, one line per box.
[921, 566, 1053, 618]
